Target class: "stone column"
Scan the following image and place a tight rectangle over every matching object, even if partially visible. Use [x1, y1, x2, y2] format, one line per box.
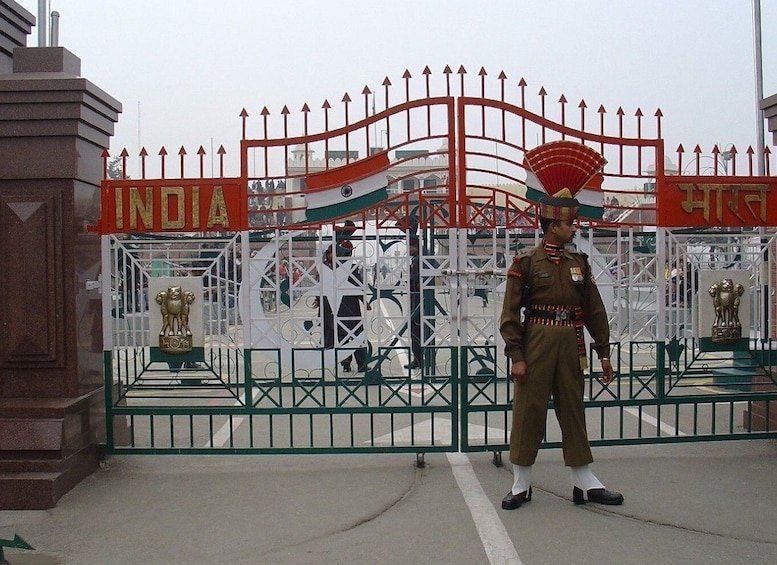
[0, 26, 121, 507]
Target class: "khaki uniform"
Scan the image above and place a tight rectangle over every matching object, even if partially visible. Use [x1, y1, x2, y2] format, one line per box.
[500, 245, 610, 467]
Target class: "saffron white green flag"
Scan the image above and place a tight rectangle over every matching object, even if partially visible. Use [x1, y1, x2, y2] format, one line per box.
[303, 152, 390, 223]
[525, 170, 606, 220]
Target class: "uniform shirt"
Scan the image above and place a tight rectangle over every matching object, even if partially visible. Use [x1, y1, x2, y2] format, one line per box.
[500, 244, 611, 364]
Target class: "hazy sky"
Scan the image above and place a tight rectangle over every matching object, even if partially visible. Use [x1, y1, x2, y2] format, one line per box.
[16, 0, 777, 179]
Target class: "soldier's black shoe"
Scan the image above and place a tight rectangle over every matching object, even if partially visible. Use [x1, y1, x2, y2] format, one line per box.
[573, 487, 624, 505]
[501, 487, 532, 510]
[404, 360, 420, 369]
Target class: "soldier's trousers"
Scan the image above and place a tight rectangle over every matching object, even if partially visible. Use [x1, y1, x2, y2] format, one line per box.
[508, 323, 594, 467]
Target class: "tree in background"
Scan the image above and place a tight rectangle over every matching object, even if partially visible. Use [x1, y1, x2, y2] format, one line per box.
[106, 155, 128, 179]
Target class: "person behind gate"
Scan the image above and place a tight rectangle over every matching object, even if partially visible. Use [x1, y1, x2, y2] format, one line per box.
[499, 141, 623, 510]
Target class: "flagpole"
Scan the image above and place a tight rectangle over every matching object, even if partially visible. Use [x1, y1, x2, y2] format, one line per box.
[752, 0, 769, 342]
[752, 0, 765, 176]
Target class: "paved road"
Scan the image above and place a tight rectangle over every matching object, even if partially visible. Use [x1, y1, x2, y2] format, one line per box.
[2, 439, 776, 564]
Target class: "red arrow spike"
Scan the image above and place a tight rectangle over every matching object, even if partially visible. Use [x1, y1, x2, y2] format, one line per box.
[676, 144, 685, 174]
[420, 67, 431, 96]
[558, 95, 567, 137]
[342, 93, 351, 103]
[119, 148, 129, 179]
[692, 145, 702, 175]
[217, 145, 226, 177]
[635, 108, 644, 117]
[745, 146, 754, 175]
[197, 146, 206, 177]
[101, 149, 109, 180]
[654, 108, 663, 138]
[240, 108, 248, 140]
[497, 70, 507, 101]
[301, 103, 310, 112]
[443, 66, 452, 97]
[322, 100, 331, 131]
[159, 146, 167, 179]
[579, 100, 587, 135]
[478, 67, 487, 76]
[139, 147, 148, 179]
[178, 146, 187, 155]
[383, 77, 391, 110]
[538, 87, 547, 127]
[281, 105, 290, 115]
[179, 146, 186, 178]
[764, 146, 771, 175]
[457, 65, 467, 97]
[728, 144, 738, 175]
[260, 107, 270, 140]
[401, 70, 412, 101]
[518, 78, 527, 109]
[362, 86, 371, 116]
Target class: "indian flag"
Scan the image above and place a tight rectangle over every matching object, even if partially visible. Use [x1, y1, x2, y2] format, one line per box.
[303, 151, 390, 223]
[524, 170, 606, 220]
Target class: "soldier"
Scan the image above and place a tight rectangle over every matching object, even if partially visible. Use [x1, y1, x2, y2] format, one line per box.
[499, 149, 623, 510]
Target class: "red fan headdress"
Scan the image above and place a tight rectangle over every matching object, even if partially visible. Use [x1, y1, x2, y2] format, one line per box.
[524, 141, 607, 221]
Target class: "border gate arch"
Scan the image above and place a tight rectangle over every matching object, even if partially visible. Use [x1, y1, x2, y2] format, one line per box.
[100, 67, 777, 457]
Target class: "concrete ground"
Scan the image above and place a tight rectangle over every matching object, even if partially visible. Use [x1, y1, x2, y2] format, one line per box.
[1, 439, 776, 565]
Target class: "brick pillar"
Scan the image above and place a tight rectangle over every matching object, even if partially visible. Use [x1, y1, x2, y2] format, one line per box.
[0, 41, 121, 509]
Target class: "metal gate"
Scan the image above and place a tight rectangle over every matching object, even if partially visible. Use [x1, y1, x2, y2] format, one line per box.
[101, 67, 777, 456]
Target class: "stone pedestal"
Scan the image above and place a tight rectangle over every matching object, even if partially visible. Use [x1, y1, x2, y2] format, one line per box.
[0, 36, 121, 508]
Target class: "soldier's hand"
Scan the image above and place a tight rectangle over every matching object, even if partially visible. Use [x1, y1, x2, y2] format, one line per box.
[600, 358, 614, 385]
[510, 360, 527, 384]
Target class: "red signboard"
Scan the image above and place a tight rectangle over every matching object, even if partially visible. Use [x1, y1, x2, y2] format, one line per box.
[99, 178, 246, 234]
[657, 177, 776, 227]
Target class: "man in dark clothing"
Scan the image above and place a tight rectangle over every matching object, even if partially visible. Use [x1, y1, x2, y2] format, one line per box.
[336, 240, 370, 373]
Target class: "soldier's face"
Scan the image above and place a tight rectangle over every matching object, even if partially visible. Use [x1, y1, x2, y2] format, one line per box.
[549, 219, 576, 244]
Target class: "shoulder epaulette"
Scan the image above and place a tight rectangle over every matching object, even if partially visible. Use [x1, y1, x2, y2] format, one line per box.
[508, 250, 533, 280]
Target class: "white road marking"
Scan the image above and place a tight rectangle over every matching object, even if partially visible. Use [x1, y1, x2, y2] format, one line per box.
[623, 407, 685, 436]
[447, 452, 523, 565]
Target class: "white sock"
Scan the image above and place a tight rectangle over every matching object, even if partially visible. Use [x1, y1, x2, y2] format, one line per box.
[571, 464, 605, 492]
[511, 464, 532, 495]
